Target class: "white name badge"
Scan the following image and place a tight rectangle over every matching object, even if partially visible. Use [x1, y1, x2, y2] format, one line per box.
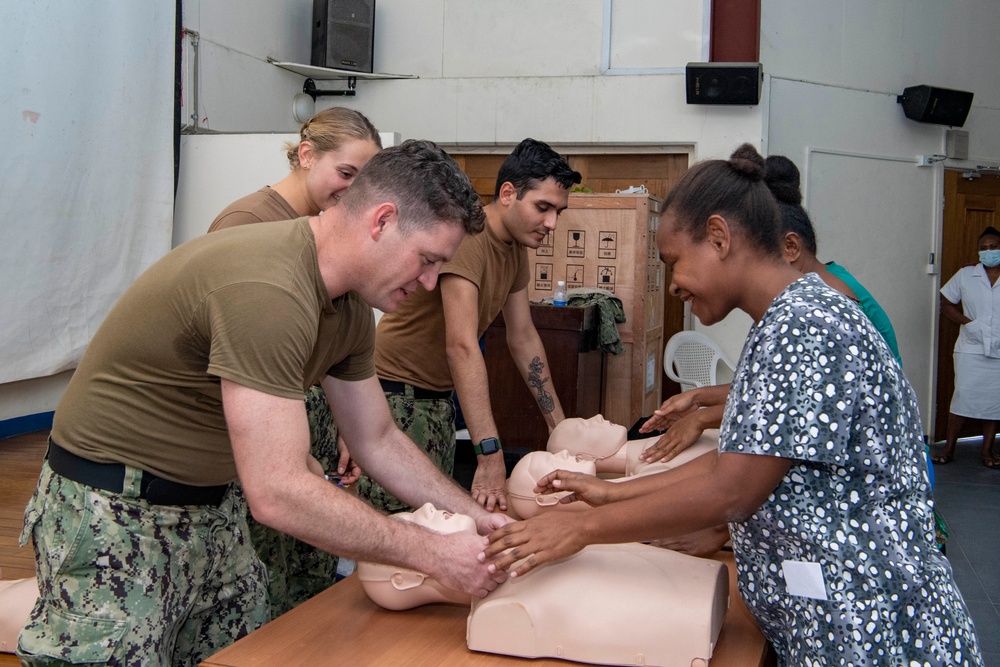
[781, 560, 828, 600]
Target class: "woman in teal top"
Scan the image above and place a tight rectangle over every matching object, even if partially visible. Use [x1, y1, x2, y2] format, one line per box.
[825, 261, 901, 363]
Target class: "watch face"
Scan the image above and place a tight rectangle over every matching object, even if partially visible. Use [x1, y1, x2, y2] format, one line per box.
[478, 438, 501, 455]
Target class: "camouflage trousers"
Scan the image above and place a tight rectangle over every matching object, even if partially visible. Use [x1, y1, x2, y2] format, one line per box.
[244, 384, 344, 618]
[355, 385, 457, 513]
[18, 460, 268, 667]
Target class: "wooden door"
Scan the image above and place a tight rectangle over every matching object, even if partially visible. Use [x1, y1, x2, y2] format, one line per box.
[934, 170, 1000, 440]
[451, 152, 691, 403]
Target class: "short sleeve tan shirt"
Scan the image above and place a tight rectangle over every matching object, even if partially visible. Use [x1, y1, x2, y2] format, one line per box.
[374, 224, 529, 391]
[208, 186, 299, 232]
[53, 218, 375, 485]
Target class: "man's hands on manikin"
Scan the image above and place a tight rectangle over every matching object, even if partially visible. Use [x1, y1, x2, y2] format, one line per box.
[425, 529, 508, 598]
[419, 504, 512, 597]
[472, 453, 508, 512]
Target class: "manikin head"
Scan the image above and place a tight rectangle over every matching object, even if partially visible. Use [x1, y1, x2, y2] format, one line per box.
[506, 450, 597, 520]
[546, 414, 628, 460]
[357, 504, 476, 611]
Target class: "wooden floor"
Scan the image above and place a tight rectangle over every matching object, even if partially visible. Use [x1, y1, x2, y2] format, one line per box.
[0, 430, 45, 663]
[0, 430, 45, 581]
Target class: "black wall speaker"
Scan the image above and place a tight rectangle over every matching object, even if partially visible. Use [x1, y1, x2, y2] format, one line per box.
[686, 62, 763, 105]
[896, 85, 974, 127]
[311, 0, 375, 73]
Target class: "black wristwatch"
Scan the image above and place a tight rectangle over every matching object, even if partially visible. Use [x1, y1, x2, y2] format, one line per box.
[474, 437, 502, 456]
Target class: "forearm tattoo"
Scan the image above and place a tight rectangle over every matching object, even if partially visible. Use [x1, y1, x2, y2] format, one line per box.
[527, 356, 555, 415]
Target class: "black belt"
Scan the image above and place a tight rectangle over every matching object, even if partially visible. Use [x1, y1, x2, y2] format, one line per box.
[47, 440, 229, 507]
[378, 378, 453, 400]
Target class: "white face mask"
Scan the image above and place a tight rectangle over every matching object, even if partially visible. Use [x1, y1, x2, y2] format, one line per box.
[980, 249, 1000, 268]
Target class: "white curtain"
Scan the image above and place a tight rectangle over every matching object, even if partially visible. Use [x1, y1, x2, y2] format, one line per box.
[0, 3, 176, 383]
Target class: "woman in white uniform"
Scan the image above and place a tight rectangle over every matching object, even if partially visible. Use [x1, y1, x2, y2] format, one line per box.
[934, 225, 1000, 468]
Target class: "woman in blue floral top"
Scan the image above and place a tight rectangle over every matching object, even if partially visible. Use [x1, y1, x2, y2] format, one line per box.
[484, 144, 982, 666]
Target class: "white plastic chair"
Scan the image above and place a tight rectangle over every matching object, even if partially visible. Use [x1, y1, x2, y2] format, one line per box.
[663, 331, 736, 393]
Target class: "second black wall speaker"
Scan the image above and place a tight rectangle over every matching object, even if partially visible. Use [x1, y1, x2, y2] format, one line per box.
[896, 85, 974, 127]
[686, 62, 763, 105]
[311, 0, 375, 73]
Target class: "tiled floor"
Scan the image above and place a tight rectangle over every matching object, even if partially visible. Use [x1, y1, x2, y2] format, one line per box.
[931, 437, 1000, 666]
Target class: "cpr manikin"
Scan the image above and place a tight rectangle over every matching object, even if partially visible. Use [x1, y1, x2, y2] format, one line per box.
[507, 417, 720, 520]
[545, 414, 719, 478]
[470, 417, 729, 666]
[357, 503, 474, 610]
[505, 449, 597, 520]
[545, 414, 629, 474]
[467, 542, 728, 667]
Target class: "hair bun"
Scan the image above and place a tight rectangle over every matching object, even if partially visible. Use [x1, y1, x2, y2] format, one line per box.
[764, 155, 802, 205]
[728, 143, 766, 181]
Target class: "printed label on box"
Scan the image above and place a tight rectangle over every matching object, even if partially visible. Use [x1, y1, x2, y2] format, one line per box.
[566, 230, 586, 258]
[566, 264, 585, 289]
[536, 231, 554, 257]
[597, 265, 616, 292]
[598, 231, 617, 259]
[534, 264, 553, 291]
[646, 353, 657, 393]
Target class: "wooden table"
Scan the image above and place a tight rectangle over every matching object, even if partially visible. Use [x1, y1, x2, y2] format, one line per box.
[200, 551, 775, 667]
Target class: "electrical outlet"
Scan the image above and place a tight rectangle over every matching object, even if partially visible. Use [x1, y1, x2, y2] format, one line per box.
[916, 155, 933, 167]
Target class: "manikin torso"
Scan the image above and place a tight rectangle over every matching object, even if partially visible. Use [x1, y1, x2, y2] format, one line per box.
[545, 413, 719, 478]
[467, 542, 728, 667]
[472, 416, 729, 666]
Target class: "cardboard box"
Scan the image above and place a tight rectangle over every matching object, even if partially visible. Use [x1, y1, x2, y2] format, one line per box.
[529, 193, 665, 426]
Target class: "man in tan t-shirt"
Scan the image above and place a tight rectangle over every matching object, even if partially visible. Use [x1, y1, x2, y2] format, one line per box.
[18, 141, 511, 666]
[368, 138, 582, 513]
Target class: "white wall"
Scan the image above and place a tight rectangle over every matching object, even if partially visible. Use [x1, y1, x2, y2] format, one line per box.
[181, 0, 314, 132]
[761, 0, 1000, 110]
[357, 0, 754, 157]
[8, 0, 1000, 433]
[0, 372, 73, 423]
[759, 0, 1000, 431]
[178, 0, 756, 155]
[172, 132, 399, 247]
